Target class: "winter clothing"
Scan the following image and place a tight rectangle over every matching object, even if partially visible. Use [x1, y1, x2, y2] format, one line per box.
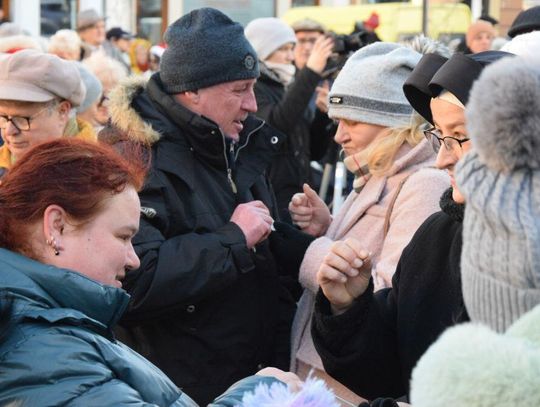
[291, 18, 325, 33]
[75, 62, 103, 113]
[404, 51, 512, 125]
[0, 248, 279, 406]
[291, 140, 449, 373]
[502, 31, 540, 58]
[465, 20, 495, 48]
[0, 49, 85, 106]
[103, 75, 295, 405]
[245, 18, 297, 61]
[327, 43, 421, 128]
[410, 303, 540, 407]
[507, 5, 540, 38]
[160, 8, 259, 93]
[77, 8, 105, 31]
[456, 56, 540, 333]
[254, 62, 333, 218]
[0, 118, 96, 176]
[312, 189, 467, 400]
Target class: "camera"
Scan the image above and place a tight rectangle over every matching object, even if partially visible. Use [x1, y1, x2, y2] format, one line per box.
[331, 31, 368, 55]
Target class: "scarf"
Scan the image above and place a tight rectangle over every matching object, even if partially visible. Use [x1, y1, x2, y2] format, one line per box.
[343, 150, 371, 193]
[264, 61, 296, 86]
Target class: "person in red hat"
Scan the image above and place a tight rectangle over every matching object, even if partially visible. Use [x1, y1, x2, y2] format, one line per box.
[353, 12, 381, 44]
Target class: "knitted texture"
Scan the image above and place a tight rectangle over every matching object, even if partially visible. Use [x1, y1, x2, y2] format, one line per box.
[328, 42, 421, 128]
[160, 7, 259, 93]
[508, 5, 540, 38]
[456, 56, 540, 332]
[245, 18, 297, 61]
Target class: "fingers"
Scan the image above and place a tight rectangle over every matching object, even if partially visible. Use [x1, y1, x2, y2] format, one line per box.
[343, 237, 370, 260]
[318, 262, 348, 284]
[324, 246, 360, 278]
[290, 192, 308, 207]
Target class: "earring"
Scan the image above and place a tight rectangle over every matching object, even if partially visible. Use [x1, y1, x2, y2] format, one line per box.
[46, 236, 60, 256]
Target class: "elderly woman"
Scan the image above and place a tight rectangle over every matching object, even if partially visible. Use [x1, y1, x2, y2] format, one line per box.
[245, 17, 334, 219]
[0, 139, 286, 406]
[310, 50, 512, 405]
[279, 40, 451, 400]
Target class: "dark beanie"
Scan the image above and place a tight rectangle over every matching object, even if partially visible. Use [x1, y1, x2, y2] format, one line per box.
[508, 6, 540, 38]
[160, 8, 259, 93]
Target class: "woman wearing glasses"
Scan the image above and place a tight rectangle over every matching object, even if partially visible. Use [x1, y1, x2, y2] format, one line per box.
[311, 50, 513, 406]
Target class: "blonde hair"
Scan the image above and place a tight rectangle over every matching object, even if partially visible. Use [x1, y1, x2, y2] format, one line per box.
[365, 112, 425, 177]
[48, 29, 82, 58]
[83, 50, 127, 92]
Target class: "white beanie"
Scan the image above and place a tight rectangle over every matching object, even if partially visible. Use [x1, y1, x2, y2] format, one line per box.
[501, 31, 540, 59]
[245, 17, 296, 61]
[328, 42, 421, 128]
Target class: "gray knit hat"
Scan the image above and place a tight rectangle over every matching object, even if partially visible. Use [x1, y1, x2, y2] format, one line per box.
[328, 42, 421, 128]
[456, 55, 540, 333]
[75, 62, 102, 114]
[160, 8, 259, 93]
[245, 17, 297, 61]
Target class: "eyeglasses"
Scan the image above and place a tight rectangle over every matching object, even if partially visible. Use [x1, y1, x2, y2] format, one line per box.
[423, 127, 470, 153]
[98, 95, 109, 108]
[297, 38, 318, 45]
[0, 104, 52, 132]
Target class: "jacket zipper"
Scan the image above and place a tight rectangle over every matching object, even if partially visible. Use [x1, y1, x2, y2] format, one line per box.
[234, 120, 265, 161]
[221, 132, 238, 194]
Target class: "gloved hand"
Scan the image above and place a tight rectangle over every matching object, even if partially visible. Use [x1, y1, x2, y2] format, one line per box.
[269, 221, 316, 277]
[358, 398, 400, 407]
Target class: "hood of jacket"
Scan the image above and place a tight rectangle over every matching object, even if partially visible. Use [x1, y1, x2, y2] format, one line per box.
[0, 248, 129, 335]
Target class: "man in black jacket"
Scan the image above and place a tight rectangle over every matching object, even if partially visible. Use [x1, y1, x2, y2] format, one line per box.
[102, 8, 296, 405]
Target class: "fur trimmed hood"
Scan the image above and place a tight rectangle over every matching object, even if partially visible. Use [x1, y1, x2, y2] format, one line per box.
[465, 55, 540, 172]
[106, 75, 161, 145]
[410, 304, 540, 407]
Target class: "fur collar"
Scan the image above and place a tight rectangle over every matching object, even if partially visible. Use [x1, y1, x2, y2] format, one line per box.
[107, 75, 161, 145]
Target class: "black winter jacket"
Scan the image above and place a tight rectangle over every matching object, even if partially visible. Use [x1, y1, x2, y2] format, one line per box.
[312, 189, 468, 400]
[254, 64, 333, 217]
[104, 75, 296, 405]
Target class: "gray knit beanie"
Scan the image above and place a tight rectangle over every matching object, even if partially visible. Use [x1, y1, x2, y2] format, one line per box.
[75, 62, 102, 114]
[160, 8, 259, 93]
[456, 55, 540, 333]
[245, 18, 296, 62]
[328, 42, 421, 128]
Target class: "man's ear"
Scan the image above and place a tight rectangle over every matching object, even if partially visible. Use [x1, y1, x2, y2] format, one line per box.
[58, 100, 72, 118]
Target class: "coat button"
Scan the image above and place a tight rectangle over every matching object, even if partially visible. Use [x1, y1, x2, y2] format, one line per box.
[186, 305, 196, 313]
[271, 136, 278, 144]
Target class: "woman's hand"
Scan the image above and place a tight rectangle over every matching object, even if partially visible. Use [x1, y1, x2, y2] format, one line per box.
[256, 367, 303, 393]
[289, 183, 331, 237]
[317, 238, 371, 314]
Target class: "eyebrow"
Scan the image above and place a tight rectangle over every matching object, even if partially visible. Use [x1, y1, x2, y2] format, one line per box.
[433, 119, 466, 129]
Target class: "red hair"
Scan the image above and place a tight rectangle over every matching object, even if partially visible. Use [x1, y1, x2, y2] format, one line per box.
[0, 139, 146, 256]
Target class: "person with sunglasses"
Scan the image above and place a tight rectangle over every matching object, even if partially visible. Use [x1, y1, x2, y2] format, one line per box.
[310, 50, 513, 406]
[0, 50, 96, 177]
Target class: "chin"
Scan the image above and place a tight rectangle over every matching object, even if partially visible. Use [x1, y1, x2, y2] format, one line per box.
[452, 187, 466, 204]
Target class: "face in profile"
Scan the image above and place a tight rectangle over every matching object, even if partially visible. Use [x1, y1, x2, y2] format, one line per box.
[430, 98, 471, 204]
[333, 118, 386, 157]
[50, 186, 141, 288]
[0, 100, 70, 160]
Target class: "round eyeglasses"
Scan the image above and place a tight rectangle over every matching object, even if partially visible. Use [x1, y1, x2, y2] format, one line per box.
[423, 127, 470, 153]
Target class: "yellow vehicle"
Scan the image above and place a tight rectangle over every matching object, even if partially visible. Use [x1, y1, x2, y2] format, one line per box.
[282, 2, 471, 43]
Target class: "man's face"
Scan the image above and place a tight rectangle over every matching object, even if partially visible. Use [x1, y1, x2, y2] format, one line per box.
[0, 100, 69, 160]
[115, 38, 131, 53]
[79, 20, 106, 46]
[187, 79, 258, 141]
[294, 30, 322, 69]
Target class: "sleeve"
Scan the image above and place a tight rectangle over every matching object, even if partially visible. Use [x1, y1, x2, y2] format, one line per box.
[373, 168, 449, 289]
[256, 67, 322, 135]
[208, 376, 283, 406]
[121, 176, 257, 321]
[309, 109, 335, 161]
[311, 265, 406, 399]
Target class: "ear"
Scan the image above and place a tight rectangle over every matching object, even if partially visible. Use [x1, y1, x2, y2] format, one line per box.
[42, 204, 67, 251]
[58, 100, 72, 117]
[184, 90, 200, 104]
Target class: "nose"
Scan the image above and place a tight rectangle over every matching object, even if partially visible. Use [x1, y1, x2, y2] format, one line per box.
[242, 88, 258, 113]
[435, 145, 458, 170]
[334, 121, 348, 145]
[286, 49, 295, 63]
[126, 243, 141, 271]
[3, 120, 20, 137]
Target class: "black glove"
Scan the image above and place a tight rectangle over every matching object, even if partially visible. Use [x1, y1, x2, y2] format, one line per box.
[358, 398, 399, 407]
[269, 221, 316, 277]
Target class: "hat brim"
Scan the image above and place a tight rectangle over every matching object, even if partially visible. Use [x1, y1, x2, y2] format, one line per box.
[0, 80, 56, 103]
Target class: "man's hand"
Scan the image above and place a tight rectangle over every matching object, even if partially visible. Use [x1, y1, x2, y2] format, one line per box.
[231, 201, 273, 249]
[306, 36, 334, 74]
[256, 367, 303, 393]
[317, 238, 371, 315]
[315, 80, 330, 113]
[289, 183, 331, 237]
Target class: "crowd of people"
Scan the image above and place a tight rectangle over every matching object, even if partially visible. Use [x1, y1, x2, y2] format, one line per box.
[0, 4, 539, 407]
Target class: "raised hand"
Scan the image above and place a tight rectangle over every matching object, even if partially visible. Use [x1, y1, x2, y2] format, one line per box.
[230, 201, 273, 249]
[288, 183, 331, 237]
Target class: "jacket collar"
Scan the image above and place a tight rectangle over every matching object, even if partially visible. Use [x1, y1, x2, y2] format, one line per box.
[0, 248, 130, 335]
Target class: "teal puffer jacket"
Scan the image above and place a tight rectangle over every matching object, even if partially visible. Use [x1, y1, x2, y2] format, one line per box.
[0, 248, 277, 406]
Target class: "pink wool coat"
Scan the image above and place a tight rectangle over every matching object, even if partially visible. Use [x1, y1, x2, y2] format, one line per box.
[291, 139, 450, 372]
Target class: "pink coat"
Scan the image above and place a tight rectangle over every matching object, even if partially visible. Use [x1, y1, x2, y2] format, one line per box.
[291, 139, 450, 371]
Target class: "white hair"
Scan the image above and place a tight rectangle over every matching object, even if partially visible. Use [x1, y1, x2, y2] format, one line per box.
[48, 29, 82, 56]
